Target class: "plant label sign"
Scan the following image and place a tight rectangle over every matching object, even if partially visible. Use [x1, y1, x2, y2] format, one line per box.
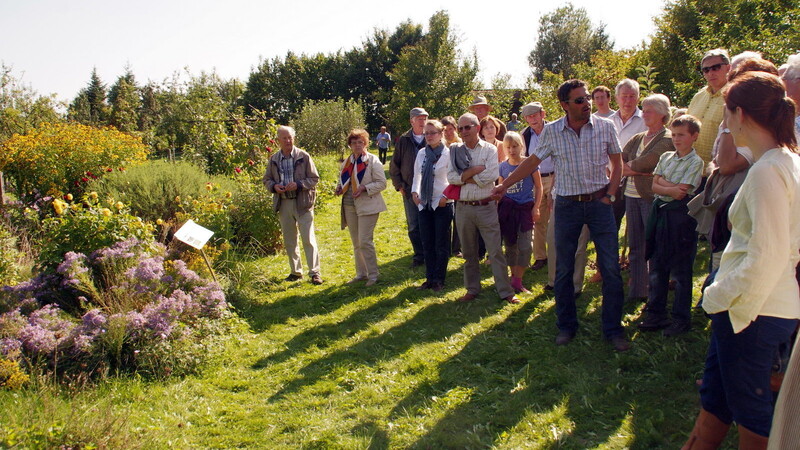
[174, 219, 214, 249]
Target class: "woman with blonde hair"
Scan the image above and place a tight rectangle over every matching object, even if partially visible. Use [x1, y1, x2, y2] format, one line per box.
[336, 129, 387, 286]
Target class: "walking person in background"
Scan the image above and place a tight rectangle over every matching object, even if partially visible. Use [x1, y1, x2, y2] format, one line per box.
[682, 72, 800, 449]
[411, 120, 453, 292]
[375, 126, 391, 164]
[336, 129, 387, 287]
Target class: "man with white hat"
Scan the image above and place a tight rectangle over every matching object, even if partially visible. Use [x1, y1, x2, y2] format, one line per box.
[469, 95, 507, 137]
[390, 107, 428, 267]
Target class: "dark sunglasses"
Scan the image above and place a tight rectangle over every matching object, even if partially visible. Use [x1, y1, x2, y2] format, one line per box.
[700, 63, 728, 74]
[567, 95, 592, 105]
[457, 125, 475, 132]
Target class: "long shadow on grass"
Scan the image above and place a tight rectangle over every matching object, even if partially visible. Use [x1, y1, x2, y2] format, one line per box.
[385, 291, 639, 449]
[229, 254, 434, 333]
[263, 287, 508, 403]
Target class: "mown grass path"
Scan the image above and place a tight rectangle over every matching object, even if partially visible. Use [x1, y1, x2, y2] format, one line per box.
[5, 161, 735, 449]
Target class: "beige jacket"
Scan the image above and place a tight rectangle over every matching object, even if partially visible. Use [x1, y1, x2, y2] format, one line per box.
[338, 151, 387, 229]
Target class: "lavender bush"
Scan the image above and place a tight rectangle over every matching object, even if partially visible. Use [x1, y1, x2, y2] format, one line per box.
[0, 238, 236, 379]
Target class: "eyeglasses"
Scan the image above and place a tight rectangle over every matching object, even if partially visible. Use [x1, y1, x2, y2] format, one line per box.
[457, 125, 475, 132]
[566, 96, 592, 105]
[423, 131, 441, 136]
[700, 63, 728, 74]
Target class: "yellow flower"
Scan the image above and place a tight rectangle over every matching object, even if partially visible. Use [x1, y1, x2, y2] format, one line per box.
[175, 196, 181, 203]
[205, 183, 213, 191]
[156, 219, 164, 226]
[100, 208, 112, 217]
[65, 193, 73, 201]
[114, 201, 124, 210]
[52, 199, 66, 215]
[225, 192, 232, 198]
[89, 192, 98, 200]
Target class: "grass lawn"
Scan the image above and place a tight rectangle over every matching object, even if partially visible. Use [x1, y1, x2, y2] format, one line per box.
[2, 156, 737, 448]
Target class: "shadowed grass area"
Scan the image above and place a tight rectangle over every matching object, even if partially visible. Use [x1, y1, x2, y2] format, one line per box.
[1, 157, 737, 448]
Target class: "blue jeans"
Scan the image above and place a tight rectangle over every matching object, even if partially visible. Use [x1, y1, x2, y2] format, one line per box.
[402, 194, 424, 263]
[418, 203, 453, 284]
[700, 312, 798, 436]
[554, 196, 624, 338]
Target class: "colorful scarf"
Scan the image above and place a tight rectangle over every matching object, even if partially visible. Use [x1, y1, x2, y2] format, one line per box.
[340, 153, 369, 194]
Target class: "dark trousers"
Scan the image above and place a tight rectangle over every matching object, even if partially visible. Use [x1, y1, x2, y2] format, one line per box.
[402, 194, 424, 264]
[378, 147, 388, 164]
[419, 203, 453, 284]
[646, 206, 697, 323]
[701, 312, 798, 436]
[554, 196, 625, 339]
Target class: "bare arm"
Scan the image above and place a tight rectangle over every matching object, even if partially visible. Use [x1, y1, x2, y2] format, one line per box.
[715, 127, 750, 175]
[493, 154, 542, 195]
[652, 175, 690, 200]
[605, 153, 623, 201]
[532, 171, 543, 222]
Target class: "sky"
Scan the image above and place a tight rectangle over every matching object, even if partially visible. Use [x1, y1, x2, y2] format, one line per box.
[1, 0, 666, 104]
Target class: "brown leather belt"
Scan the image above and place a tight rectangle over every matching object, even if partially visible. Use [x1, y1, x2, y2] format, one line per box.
[562, 187, 607, 202]
[540, 172, 554, 177]
[458, 198, 494, 206]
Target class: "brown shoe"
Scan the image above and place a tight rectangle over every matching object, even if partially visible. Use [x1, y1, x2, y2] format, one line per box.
[310, 274, 323, 285]
[457, 293, 477, 303]
[555, 330, 575, 346]
[530, 259, 547, 271]
[503, 295, 520, 304]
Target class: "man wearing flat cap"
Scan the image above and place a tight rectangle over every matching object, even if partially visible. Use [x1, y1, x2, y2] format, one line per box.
[521, 102, 552, 271]
[390, 107, 428, 267]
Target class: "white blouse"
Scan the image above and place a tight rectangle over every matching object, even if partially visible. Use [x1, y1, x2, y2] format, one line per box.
[703, 147, 800, 332]
[411, 146, 451, 211]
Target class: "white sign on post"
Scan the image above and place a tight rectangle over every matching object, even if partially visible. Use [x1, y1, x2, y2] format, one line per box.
[174, 219, 214, 249]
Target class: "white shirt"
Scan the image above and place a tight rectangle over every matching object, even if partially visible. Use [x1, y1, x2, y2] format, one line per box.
[411, 146, 451, 210]
[703, 147, 800, 332]
[611, 108, 647, 148]
[447, 139, 499, 201]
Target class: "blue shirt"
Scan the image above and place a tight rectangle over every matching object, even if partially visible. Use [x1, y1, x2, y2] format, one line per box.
[533, 115, 622, 196]
[500, 160, 535, 204]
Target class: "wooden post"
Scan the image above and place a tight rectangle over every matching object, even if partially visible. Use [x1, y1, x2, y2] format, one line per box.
[200, 248, 218, 283]
[0, 171, 5, 206]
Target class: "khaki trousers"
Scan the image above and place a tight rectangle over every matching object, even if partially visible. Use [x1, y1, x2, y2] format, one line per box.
[533, 174, 553, 260]
[278, 198, 321, 276]
[343, 204, 380, 282]
[456, 202, 514, 299]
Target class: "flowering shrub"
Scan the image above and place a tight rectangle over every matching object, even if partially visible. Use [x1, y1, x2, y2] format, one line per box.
[0, 357, 28, 389]
[0, 122, 150, 202]
[0, 238, 235, 379]
[0, 222, 22, 286]
[37, 195, 154, 271]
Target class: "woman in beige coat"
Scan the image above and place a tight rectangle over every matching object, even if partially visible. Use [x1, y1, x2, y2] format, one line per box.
[336, 129, 387, 286]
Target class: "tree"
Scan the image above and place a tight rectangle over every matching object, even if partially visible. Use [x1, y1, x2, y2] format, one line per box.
[528, 3, 614, 81]
[0, 64, 62, 142]
[293, 98, 365, 158]
[648, 0, 800, 105]
[108, 71, 141, 132]
[68, 68, 109, 126]
[387, 11, 478, 134]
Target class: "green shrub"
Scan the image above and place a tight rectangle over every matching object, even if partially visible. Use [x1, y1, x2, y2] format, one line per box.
[294, 98, 365, 157]
[37, 195, 154, 271]
[88, 159, 236, 223]
[227, 173, 281, 254]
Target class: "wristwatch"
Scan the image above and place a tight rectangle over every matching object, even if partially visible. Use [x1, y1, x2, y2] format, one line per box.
[605, 193, 616, 202]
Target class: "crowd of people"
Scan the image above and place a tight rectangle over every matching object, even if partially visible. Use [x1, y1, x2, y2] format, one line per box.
[263, 49, 800, 449]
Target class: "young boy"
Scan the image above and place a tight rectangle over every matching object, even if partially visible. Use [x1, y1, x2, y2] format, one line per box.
[497, 131, 543, 293]
[639, 115, 705, 337]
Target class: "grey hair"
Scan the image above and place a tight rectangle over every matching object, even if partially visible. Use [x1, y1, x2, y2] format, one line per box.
[458, 113, 480, 126]
[615, 78, 640, 96]
[641, 94, 672, 125]
[784, 53, 800, 80]
[701, 48, 731, 65]
[277, 125, 296, 137]
[731, 51, 762, 69]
